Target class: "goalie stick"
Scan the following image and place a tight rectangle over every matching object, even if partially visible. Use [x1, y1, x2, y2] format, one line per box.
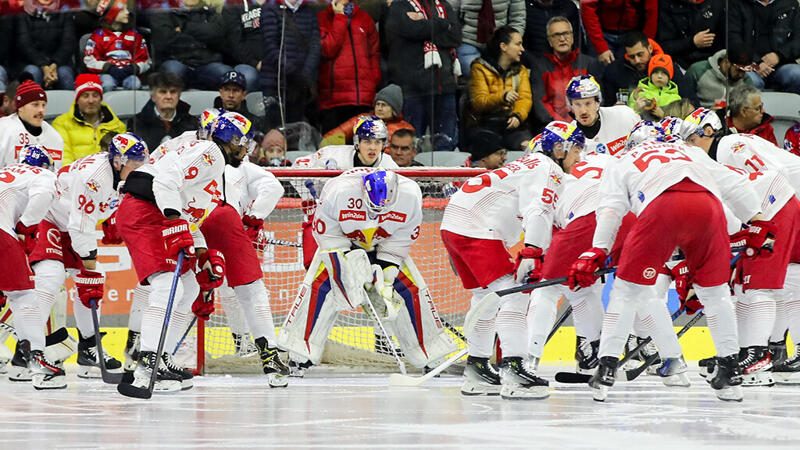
[118, 251, 185, 399]
[89, 299, 124, 384]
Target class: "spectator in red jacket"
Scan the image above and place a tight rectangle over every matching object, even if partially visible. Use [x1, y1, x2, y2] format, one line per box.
[529, 16, 603, 126]
[317, 0, 381, 134]
[785, 122, 800, 156]
[84, 0, 152, 91]
[580, 0, 658, 66]
[725, 84, 778, 145]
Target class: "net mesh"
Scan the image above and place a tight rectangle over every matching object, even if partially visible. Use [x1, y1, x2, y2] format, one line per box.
[184, 169, 483, 374]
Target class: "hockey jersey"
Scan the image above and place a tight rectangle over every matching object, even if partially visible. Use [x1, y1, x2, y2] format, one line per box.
[555, 153, 612, 229]
[715, 133, 800, 195]
[224, 161, 284, 219]
[573, 105, 640, 155]
[149, 130, 197, 164]
[0, 114, 64, 170]
[83, 28, 152, 74]
[313, 168, 422, 266]
[441, 152, 565, 249]
[293, 144, 399, 170]
[593, 140, 761, 250]
[0, 163, 58, 240]
[46, 153, 118, 258]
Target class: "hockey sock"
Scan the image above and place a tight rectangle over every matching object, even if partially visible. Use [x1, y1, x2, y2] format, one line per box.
[128, 284, 151, 333]
[598, 278, 640, 358]
[527, 285, 560, 358]
[569, 283, 604, 342]
[695, 284, 739, 357]
[467, 287, 497, 358]
[635, 296, 682, 359]
[496, 293, 528, 358]
[220, 285, 250, 336]
[140, 271, 185, 353]
[234, 280, 278, 345]
[32, 260, 66, 324]
[73, 299, 96, 339]
[163, 272, 199, 352]
[7, 290, 44, 351]
[735, 288, 776, 347]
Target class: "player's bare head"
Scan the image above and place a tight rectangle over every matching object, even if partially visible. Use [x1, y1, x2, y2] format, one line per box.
[211, 112, 256, 168]
[469, 128, 507, 169]
[354, 116, 388, 166]
[362, 169, 399, 215]
[680, 108, 722, 152]
[534, 121, 585, 172]
[566, 75, 601, 126]
[108, 133, 149, 181]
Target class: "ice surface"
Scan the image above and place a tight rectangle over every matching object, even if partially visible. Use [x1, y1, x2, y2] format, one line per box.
[1, 365, 799, 449]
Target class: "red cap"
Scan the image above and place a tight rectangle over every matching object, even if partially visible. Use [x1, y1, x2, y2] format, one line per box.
[15, 80, 47, 109]
[75, 73, 103, 101]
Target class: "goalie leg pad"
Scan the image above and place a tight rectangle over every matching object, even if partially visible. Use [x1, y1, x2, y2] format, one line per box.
[389, 258, 458, 368]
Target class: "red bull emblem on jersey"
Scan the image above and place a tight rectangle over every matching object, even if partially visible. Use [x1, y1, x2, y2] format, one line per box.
[732, 143, 746, 153]
[86, 180, 100, 192]
[550, 174, 562, 185]
[183, 198, 206, 223]
[202, 152, 215, 166]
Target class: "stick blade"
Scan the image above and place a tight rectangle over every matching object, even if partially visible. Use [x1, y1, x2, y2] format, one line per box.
[117, 382, 152, 399]
[554, 372, 591, 383]
[102, 372, 124, 385]
[388, 373, 425, 387]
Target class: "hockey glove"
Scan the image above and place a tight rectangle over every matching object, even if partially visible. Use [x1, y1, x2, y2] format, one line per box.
[731, 220, 776, 257]
[514, 246, 544, 285]
[668, 261, 703, 315]
[242, 215, 264, 243]
[192, 291, 215, 321]
[101, 212, 123, 245]
[75, 270, 105, 309]
[567, 247, 607, 291]
[162, 218, 195, 258]
[197, 249, 226, 291]
[301, 199, 317, 218]
[15, 220, 38, 255]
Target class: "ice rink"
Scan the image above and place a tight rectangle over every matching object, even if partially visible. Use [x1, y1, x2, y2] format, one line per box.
[1, 365, 800, 449]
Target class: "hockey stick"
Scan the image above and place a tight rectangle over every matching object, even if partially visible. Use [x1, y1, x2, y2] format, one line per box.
[89, 299, 124, 384]
[624, 310, 705, 381]
[464, 268, 616, 341]
[547, 306, 573, 342]
[363, 294, 407, 375]
[173, 316, 197, 356]
[118, 251, 184, 399]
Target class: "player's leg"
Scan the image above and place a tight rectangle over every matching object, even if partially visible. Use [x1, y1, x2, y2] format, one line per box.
[71, 268, 123, 379]
[124, 283, 150, 371]
[733, 286, 777, 386]
[158, 270, 199, 390]
[773, 264, 800, 383]
[218, 284, 258, 357]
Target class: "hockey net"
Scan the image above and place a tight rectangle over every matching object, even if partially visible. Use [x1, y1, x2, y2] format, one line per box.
[180, 168, 488, 374]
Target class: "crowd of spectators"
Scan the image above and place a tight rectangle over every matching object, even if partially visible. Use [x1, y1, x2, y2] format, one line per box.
[1, 0, 799, 166]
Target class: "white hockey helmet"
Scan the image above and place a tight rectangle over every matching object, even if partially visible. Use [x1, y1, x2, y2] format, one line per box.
[680, 108, 723, 139]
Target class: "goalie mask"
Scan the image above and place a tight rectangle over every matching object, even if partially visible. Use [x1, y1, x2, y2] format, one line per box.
[18, 144, 54, 171]
[362, 169, 399, 215]
[625, 120, 667, 150]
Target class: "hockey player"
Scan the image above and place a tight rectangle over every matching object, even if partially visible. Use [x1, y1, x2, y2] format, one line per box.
[115, 113, 250, 394]
[0, 145, 62, 389]
[567, 134, 772, 402]
[681, 109, 800, 385]
[0, 80, 64, 169]
[566, 75, 640, 155]
[278, 168, 457, 374]
[441, 125, 571, 399]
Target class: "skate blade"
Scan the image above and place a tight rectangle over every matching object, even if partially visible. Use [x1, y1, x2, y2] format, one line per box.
[740, 372, 774, 387]
[153, 380, 182, 393]
[592, 385, 609, 402]
[77, 365, 102, 379]
[715, 385, 743, 402]
[773, 372, 800, 385]
[8, 367, 32, 382]
[180, 381, 194, 391]
[500, 385, 550, 400]
[267, 373, 289, 388]
[32, 375, 67, 390]
[460, 379, 501, 396]
[661, 373, 691, 387]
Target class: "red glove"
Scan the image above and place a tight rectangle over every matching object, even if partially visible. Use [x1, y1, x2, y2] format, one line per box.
[101, 212, 123, 245]
[301, 199, 317, 217]
[15, 221, 38, 255]
[731, 220, 777, 257]
[192, 291, 215, 321]
[668, 261, 703, 315]
[197, 249, 226, 291]
[74, 270, 105, 309]
[567, 247, 607, 291]
[162, 218, 195, 258]
[514, 246, 544, 285]
[242, 215, 264, 243]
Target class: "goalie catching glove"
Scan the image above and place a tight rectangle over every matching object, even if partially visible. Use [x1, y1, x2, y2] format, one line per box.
[197, 249, 226, 291]
[730, 220, 776, 257]
[514, 246, 543, 285]
[75, 270, 105, 308]
[367, 265, 401, 321]
[567, 247, 607, 290]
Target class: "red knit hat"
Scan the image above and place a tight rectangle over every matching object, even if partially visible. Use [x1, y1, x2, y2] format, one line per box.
[75, 73, 103, 101]
[648, 54, 674, 80]
[15, 80, 47, 109]
[97, 0, 127, 25]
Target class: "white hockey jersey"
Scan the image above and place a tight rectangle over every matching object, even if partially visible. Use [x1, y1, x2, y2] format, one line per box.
[46, 153, 118, 258]
[293, 144, 399, 169]
[313, 168, 422, 265]
[573, 105, 640, 155]
[0, 163, 58, 240]
[133, 139, 226, 248]
[555, 153, 612, 229]
[441, 153, 565, 249]
[148, 130, 197, 164]
[223, 161, 284, 219]
[592, 140, 761, 250]
[0, 114, 65, 170]
[715, 133, 800, 194]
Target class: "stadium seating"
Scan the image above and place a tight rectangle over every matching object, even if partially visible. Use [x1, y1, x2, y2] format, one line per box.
[43, 90, 77, 120]
[762, 92, 800, 145]
[414, 151, 470, 167]
[102, 90, 151, 120]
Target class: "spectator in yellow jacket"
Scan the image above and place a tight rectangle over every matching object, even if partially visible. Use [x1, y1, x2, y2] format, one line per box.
[52, 73, 126, 165]
[468, 26, 532, 150]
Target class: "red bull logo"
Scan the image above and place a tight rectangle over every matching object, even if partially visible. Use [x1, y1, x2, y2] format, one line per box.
[339, 210, 366, 221]
[86, 180, 100, 192]
[378, 211, 407, 223]
[550, 174, 562, 185]
[202, 152, 214, 166]
[374, 227, 392, 240]
[182, 199, 206, 223]
[732, 143, 746, 153]
[344, 229, 368, 244]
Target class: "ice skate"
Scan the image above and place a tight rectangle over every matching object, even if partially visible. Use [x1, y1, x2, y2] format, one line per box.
[773, 344, 800, 385]
[0, 342, 12, 374]
[123, 330, 140, 372]
[575, 336, 599, 375]
[589, 356, 618, 402]
[461, 356, 501, 396]
[499, 357, 549, 400]
[161, 352, 194, 390]
[232, 332, 258, 358]
[655, 356, 690, 387]
[130, 351, 181, 393]
[256, 337, 289, 388]
[43, 328, 77, 366]
[706, 355, 743, 402]
[77, 332, 123, 379]
[288, 358, 312, 378]
[8, 339, 32, 382]
[738, 346, 774, 387]
[769, 340, 787, 368]
[30, 350, 67, 390]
